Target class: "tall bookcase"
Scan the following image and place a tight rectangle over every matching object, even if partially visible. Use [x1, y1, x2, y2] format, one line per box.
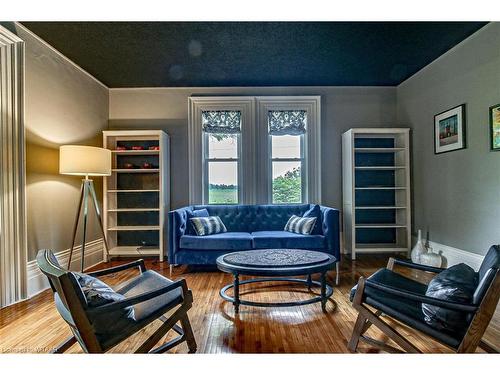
[342, 128, 411, 260]
[103, 130, 170, 262]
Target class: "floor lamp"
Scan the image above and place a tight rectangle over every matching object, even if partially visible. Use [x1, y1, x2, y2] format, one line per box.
[60, 145, 111, 271]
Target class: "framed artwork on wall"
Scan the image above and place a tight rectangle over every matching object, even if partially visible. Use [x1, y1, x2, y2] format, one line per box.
[434, 104, 466, 154]
[489, 103, 500, 151]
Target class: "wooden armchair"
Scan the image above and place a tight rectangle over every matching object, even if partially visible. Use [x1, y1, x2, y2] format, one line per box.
[348, 245, 499, 353]
[36, 249, 197, 353]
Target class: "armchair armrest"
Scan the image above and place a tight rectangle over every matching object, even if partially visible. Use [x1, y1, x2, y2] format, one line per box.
[87, 259, 146, 277]
[89, 278, 190, 314]
[387, 257, 446, 274]
[364, 278, 478, 313]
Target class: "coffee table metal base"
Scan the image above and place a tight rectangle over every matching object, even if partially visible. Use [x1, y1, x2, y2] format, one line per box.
[219, 276, 333, 313]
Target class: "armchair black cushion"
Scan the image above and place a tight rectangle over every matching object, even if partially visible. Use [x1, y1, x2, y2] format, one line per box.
[422, 263, 477, 332]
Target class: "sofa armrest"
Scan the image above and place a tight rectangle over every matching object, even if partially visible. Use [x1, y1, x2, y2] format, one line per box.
[319, 206, 341, 262]
[168, 206, 192, 263]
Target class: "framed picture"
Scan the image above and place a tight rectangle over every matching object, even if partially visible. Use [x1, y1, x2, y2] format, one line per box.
[434, 104, 466, 154]
[489, 103, 500, 151]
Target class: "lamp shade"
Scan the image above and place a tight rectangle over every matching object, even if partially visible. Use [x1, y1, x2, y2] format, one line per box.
[59, 145, 111, 176]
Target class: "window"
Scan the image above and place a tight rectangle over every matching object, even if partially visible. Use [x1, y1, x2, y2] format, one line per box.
[269, 111, 306, 203]
[202, 111, 241, 204]
[189, 97, 320, 205]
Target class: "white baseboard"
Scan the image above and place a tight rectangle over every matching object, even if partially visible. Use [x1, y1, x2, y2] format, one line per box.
[26, 239, 104, 298]
[411, 236, 484, 271]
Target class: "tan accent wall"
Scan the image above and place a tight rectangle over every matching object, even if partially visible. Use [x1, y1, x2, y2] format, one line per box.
[10, 24, 109, 261]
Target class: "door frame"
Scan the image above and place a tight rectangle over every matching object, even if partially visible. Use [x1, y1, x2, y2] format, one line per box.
[0, 25, 27, 307]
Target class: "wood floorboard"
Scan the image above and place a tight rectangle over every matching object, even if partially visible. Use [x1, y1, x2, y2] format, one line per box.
[0, 254, 498, 353]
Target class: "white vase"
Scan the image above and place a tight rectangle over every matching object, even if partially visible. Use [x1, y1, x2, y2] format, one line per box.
[411, 229, 427, 264]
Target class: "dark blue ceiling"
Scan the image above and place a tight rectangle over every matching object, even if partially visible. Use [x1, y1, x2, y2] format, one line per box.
[21, 22, 487, 87]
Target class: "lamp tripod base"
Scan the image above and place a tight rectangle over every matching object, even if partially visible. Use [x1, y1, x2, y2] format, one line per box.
[67, 178, 110, 271]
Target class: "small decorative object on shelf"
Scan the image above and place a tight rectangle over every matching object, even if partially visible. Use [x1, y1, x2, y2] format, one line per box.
[132, 146, 144, 150]
[411, 229, 427, 263]
[142, 162, 153, 169]
[123, 162, 135, 169]
[149, 146, 160, 150]
[420, 248, 442, 267]
[116, 146, 127, 151]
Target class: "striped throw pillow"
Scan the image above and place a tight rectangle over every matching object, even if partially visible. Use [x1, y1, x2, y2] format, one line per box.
[190, 216, 227, 236]
[284, 215, 317, 235]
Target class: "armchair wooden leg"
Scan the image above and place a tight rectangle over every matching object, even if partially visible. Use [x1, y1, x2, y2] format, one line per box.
[180, 314, 197, 353]
[478, 340, 499, 353]
[51, 335, 77, 353]
[135, 305, 187, 353]
[348, 313, 366, 352]
[357, 306, 421, 353]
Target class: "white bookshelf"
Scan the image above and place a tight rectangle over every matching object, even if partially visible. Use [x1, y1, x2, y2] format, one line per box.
[103, 130, 170, 261]
[342, 128, 411, 260]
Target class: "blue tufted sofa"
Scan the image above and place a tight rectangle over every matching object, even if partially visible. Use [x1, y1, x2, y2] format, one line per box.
[168, 204, 340, 269]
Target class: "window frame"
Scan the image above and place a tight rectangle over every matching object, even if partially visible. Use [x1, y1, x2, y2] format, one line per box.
[256, 96, 321, 204]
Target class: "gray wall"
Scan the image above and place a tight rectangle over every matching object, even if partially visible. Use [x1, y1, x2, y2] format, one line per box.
[109, 86, 397, 210]
[397, 23, 500, 256]
[4, 24, 110, 261]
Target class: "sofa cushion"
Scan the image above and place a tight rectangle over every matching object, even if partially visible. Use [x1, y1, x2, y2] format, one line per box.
[303, 204, 322, 235]
[180, 232, 253, 250]
[422, 263, 477, 332]
[251, 231, 325, 249]
[186, 208, 209, 235]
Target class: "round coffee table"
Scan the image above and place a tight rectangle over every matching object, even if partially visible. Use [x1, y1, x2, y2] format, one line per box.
[216, 249, 336, 313]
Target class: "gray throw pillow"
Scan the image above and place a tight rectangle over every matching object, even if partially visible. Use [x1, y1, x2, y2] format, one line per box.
[422, 263, 477, 332]
[74, 273, 135, 335]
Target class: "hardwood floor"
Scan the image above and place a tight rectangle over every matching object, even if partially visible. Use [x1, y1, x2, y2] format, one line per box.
[0, 254, 498, 353]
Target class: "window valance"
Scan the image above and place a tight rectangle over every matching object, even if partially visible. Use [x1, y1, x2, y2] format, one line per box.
[268, 110, 307, 135]
[202, 110, 241, 134]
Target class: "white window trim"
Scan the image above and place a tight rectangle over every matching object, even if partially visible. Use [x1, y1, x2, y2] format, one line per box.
[256, 96, 321, 204]
[188, 96, 321, 205]
[188, 97, 255, 204]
